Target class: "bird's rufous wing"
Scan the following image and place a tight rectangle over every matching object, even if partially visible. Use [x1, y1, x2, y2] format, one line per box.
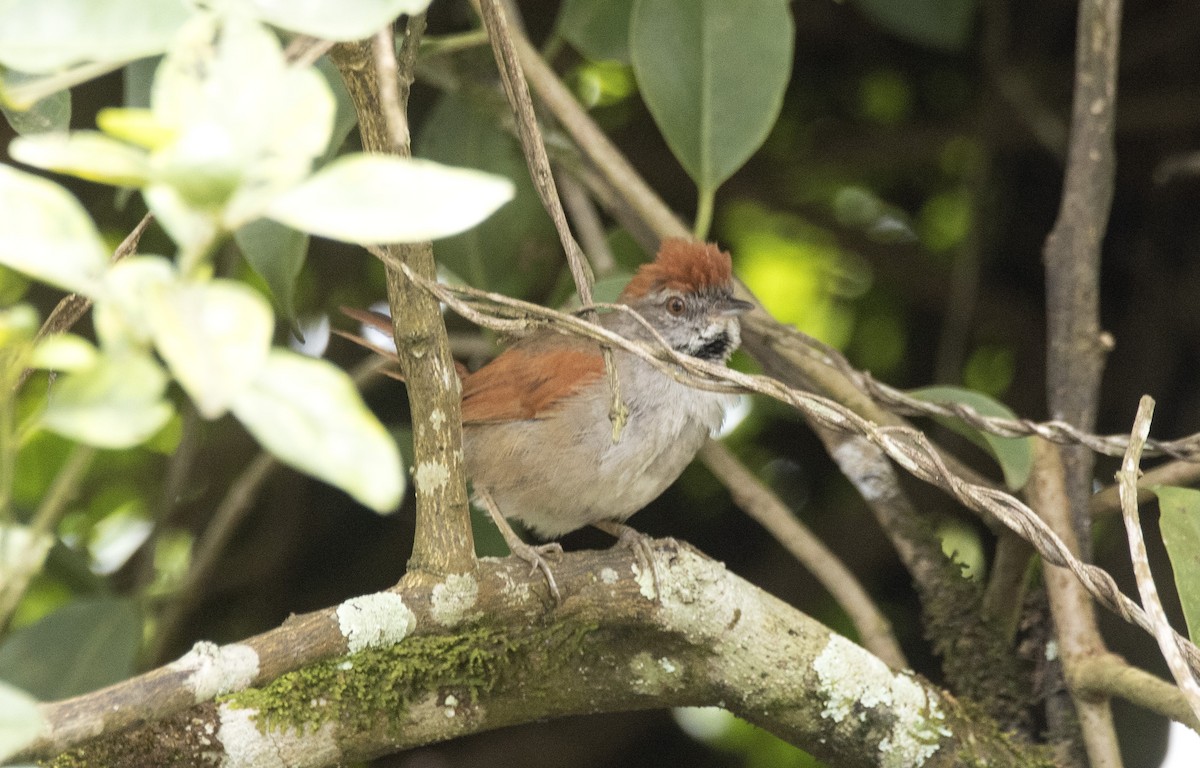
[461, 344, 604, 423]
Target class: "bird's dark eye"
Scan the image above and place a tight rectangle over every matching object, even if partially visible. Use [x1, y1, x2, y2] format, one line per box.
[665, 296, 686, 315]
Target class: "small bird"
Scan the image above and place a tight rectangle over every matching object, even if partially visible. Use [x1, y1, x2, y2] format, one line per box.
[345, 239, 752, 600]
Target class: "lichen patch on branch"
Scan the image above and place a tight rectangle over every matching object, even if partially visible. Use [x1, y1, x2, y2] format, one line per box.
[170, 641, 260, 702]
[336, 592, 416, 653]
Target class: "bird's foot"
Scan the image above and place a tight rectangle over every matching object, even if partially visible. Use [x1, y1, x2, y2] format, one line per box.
[594, 521, 661, 601]
[477, 490, 562, 604]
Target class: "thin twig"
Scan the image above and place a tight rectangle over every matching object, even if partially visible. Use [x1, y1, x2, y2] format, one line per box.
[15, 213, 153, 391]
[698, 441, 907, 669]
[1117, 396, 1200, 724]
[1073, 653, 1200, 733]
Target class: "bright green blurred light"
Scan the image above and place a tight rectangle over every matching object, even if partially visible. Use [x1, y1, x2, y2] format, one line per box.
[858, 69, 912, 126]
[937, 519, 986, 581]
[918, 189, 972, 252]
[962, 344, 1015, 398]
[570, 61, 636, 108]
[724, 201, 867, 349]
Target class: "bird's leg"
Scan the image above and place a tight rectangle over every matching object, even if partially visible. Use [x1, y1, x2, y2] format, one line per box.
[593, 521, 660, 600]
[477, 489, 562, 603]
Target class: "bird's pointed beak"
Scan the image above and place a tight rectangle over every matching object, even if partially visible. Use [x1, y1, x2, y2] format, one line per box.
[719, 296, 755, 316]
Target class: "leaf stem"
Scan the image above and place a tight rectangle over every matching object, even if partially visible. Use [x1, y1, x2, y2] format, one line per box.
[692, 185, 715, 240]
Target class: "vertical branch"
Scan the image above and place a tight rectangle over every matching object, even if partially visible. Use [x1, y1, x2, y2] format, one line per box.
[331, 21, 475, 577]
[1042, 0, 1122, 555]
[1029, 439, 1122, 768]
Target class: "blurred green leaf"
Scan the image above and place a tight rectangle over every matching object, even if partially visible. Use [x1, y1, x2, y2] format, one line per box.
[41, 352, 174, 449]
[10, 130, 151, 187]
[0, 0, 189, 74]
[852, 0, 977, 51]
[908, 386, 1032, 491]
[145, 278, 275, 419]
[246, 0, 433, 41]
[0, 71, 70, 134]
[0, 164, 109, 296]
[1152, 485, 1200, 642]
[267, 155, 514, 245]
[230, 349, 405, 513]
[30, 334, 99, 372]
[630, 0, 793, 193]
[0, 597, 141, 700]
[417, 92, 557, 297]
[559, 0, 636, 62]
[235, 218, 309, 323]
[0, 679, 43, 762]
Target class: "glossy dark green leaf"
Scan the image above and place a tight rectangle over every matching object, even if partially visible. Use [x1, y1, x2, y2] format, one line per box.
[1152, 485, 1200, 642]
[0, 597, 141, 700]
[236, 218, 309, 323]
[417, 93, 558, 298]
[630, 0, 793, 193]
[908, 385, 1032, 491]
[852, 0, 977, 52]
[559, 0, 636, 62]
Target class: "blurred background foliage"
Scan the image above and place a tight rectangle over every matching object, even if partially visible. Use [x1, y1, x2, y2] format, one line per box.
[4, 0, 1200, 766]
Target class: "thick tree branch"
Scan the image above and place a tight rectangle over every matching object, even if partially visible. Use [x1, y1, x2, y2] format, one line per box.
[24, 545, 1050, 768]
[331, 26, 474, 576]
[1029, 439, 1122, 768]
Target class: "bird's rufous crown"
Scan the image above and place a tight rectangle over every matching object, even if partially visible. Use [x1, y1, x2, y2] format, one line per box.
[619, 239, 734, 302]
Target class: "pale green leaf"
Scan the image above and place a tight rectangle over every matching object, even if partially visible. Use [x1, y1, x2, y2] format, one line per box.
[145, 279, 275, 418]
[141, 184, 221, 259]
[0, 0, 190, 73]
[0, 164, 108, 295]
[559, 0, 636, 62]
[148, 15, 335, 227]
[10, 131, 150, 187]
[0, 598, 140, 700]
[267, 155, 514, 244]
[1152, 485, 1200, 642]
[235, 218, 309, 322]
[0, 70, 70, 133]
[29, 333, 97, 372]
[94, 255, 176, 350]
[247, 0, 433, 41]
[630, 0, 793, 192]
[231, 349, 404, 512]
[40, 352, 173, 449]
[0, 680, 43, 763]
[852, 0, 977, 52]
[908, 385, 1032, 491]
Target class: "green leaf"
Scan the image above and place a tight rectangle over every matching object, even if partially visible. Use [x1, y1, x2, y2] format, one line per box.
[559, 0, 636, 62]
[41, 352, 174, 449]
[148, 14, 335, 230]
[0, 164, 108, 296]
[0, 71, 70, 133]
[1152, 485, 1200, 642]
[30, 333, 98, 372]
[852, 0, 977, 52]
[94, 255, 176, 350]
[416, 92, 557, 296]
[0, 0, 190, 74]
[235, 218, 309, 323]
[10, 130, 151, 187]
[908, 385, 1032, 491]
[630, 0, 793, 193]
[246, 0, 433, 41]
[266, 154, 515, 245]
[145, 279, 275, 419]
[0, 680, 43, 763]
[0, 598, 141, 700]
[231, 349, 405, 513]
